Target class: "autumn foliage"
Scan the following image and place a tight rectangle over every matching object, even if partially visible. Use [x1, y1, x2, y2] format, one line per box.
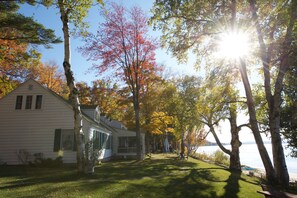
[80, 3, 159, 85]
[81, 3, 160, 159]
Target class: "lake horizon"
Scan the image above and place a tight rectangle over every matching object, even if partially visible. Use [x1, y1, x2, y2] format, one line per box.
[196, 143, 297, 178]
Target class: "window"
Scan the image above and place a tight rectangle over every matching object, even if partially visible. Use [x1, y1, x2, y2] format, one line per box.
[35, 95, 42, 109]
[93, 131, 110, 150]
[53, 129, 75, 152]
[15, 96, 23, 110]
[106, 135, 112, 149]
[25, 95, 33, 109]
[61, 130, 74, 150]
[118, 137, 137, 153]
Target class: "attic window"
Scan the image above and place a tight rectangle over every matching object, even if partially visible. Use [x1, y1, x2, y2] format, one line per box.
[28, 84, 33, 90]
[35, 95, 43, 109]
[25, 95, 33, 109]
[15, 95, 23, 110]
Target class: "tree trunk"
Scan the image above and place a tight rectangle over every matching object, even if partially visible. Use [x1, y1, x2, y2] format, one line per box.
[229, 104, 242, 171]
[58, 0, 86, 173]
[269, 101, 290, 187]
[239, 59, 277, 184]
[209, 125, 231, 156]
[180, 132, 185, 159]
[134, 101, 142, 160]
[249, 0, 297, 187]
[85, 128, 94, 174]
[145, 131, 151, 154]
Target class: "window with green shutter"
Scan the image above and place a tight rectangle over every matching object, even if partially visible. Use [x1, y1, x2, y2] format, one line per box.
[53, 129, 75, 152]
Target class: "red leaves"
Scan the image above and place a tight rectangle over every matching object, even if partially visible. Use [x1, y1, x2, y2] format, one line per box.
[80, 2, 160, 87]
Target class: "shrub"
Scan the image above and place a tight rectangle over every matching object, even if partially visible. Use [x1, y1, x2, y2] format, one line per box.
[191, 152, 212, 161]
[213, 150, 229, 166]
[16, 149, 31, 165]
[0, 159, 7, 166]
[190, 150, 230, 167]
[30, 153, 63, 168]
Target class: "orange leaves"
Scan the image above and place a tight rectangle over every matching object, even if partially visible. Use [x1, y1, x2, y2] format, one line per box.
[0, 32, 28, 72]
[33, 62, 69, 98]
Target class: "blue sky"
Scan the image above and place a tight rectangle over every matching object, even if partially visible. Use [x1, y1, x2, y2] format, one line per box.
[19, 0, 197, 85]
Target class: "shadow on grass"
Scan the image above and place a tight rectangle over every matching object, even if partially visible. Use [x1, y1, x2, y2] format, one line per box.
[0, 165, 80, 190]
[222, 170, 240, 198]
[0, 155, 260, 197]
[79, 165, 218, 198]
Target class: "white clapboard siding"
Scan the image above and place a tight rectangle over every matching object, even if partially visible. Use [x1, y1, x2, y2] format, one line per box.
[0, 79, 76, 164]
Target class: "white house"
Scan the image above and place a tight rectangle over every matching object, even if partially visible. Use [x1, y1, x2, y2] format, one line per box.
[0, 79, 145, 165]
[100, 117, 146, 159]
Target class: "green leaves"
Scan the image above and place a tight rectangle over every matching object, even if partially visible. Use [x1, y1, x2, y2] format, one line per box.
[0, 1, 62, 47]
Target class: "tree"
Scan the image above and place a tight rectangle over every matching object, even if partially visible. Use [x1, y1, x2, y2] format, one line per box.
[196, 71, 246, 171]
[247, 0, 296, 186]
[76, 79, 128, 121]
[0, 37, 40, 97]
[145, 111, 174, 152]
[0, 0, 61, 97]
[33, 61, 69, 98]
[81, 3, 159, 160]
[281, 63, 297, 157]
[139, 67, 165, 153]
[29, 0, 103, 173]
[76, 81, 91, 104]
[164, 75, 201, 157]
[150, 0, 296, 187]
[56, 0, 103, 173]
[185, 127, 206, 155]
[90, 79, 127, 121]
[0, 1, 61, 46]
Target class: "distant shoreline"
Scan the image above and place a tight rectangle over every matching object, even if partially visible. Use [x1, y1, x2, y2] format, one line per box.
[204, 141, 272, 146]
[197, 143, 296, 180]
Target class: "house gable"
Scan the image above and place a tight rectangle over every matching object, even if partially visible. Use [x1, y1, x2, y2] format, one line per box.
[0, 79, 76, 164]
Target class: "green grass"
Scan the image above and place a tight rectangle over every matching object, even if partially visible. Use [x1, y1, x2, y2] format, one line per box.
[0, 154, 262, 198]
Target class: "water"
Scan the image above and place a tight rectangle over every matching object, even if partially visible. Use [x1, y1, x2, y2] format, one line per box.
[196, 143, 297, 174]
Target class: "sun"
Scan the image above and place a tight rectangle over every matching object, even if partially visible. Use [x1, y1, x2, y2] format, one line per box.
[217, 31, 250, 60]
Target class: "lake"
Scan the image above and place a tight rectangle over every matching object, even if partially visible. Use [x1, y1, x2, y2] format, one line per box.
[196, 143, 297, 177]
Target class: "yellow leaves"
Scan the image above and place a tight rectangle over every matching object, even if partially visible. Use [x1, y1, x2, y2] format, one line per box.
[34, 61, 69, 98]
[145, 111, 175, 135]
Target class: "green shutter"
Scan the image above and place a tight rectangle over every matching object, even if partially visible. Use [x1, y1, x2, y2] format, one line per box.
[53, 129, 61, 152]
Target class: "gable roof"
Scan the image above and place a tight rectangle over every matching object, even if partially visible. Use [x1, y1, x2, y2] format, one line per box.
[4, 78, 72, 107]
[2, 79, 106, 129]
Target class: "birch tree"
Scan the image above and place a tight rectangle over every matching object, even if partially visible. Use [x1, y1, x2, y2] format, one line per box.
[150, 0, 296, 187]
[34, 0, 103, 173]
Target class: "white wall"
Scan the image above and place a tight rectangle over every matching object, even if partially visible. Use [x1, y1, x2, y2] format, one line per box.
[0, 80, 76, 164]
[0, 79, 119, 164]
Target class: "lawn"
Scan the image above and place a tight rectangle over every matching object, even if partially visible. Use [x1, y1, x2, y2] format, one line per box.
[0, 154, 262, 198]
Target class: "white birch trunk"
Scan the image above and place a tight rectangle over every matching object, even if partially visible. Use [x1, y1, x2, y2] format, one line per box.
[58, 0, 86, 173]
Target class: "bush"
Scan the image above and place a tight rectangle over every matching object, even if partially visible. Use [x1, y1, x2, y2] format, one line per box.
[0, 159, 7, 166]
[30, 153, 63, 168]
[213, 150, 229, 166]
[191, 152, 212, 161]
[16, 149, 31, 165]
[190, 150, 230, 167]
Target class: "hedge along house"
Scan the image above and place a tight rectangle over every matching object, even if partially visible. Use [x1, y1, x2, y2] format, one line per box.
[0, 79, 113, 165]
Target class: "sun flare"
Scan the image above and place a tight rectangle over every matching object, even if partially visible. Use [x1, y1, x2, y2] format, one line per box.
[217, 31, 250, 59]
